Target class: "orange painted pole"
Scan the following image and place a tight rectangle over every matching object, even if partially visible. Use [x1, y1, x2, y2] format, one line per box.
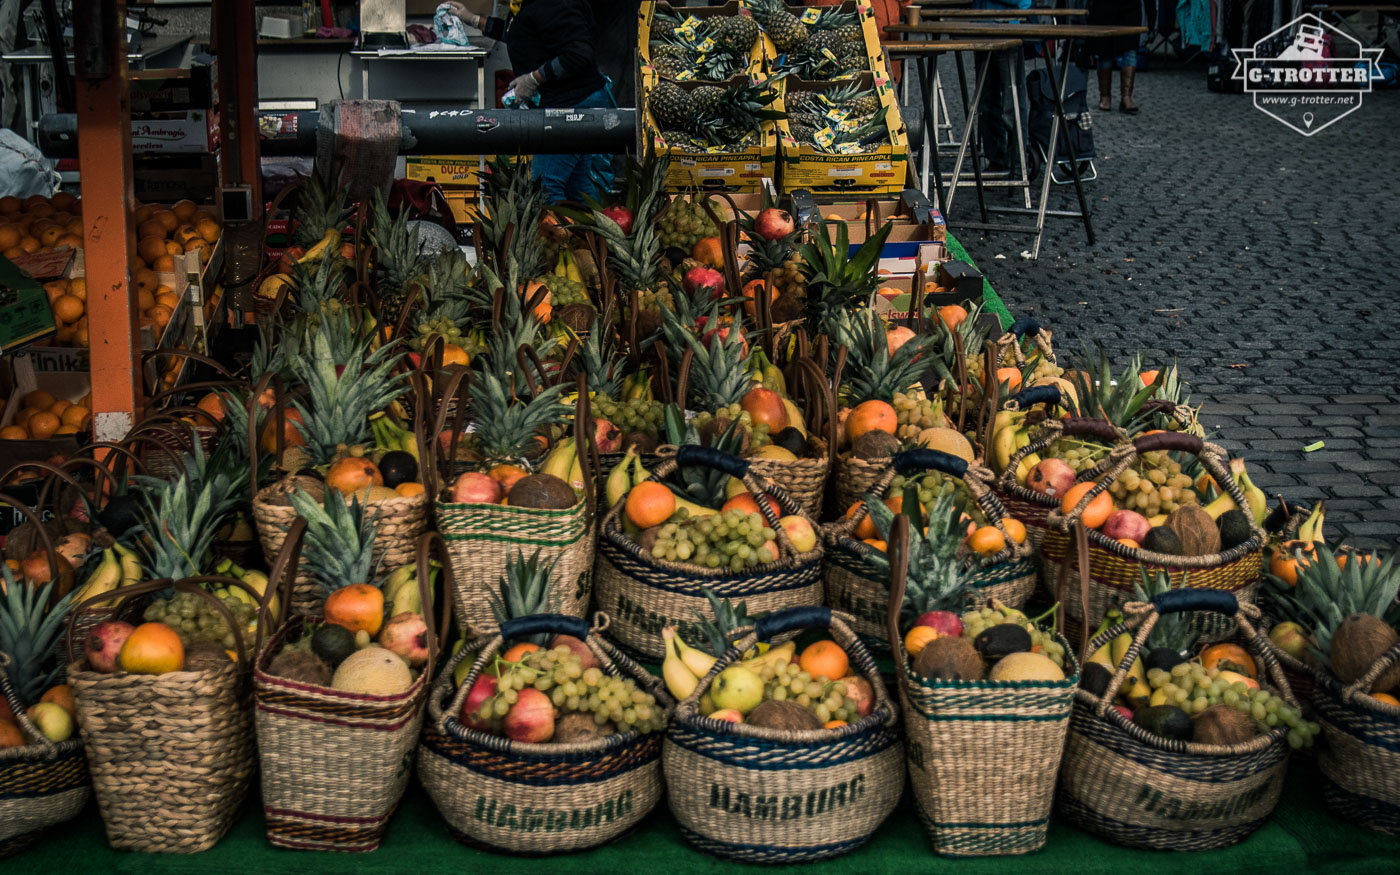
[74, 0, 140, 441]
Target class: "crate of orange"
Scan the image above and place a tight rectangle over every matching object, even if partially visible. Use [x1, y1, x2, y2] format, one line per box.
[823, 448, 1035, 651]
[662, 606, 904, 862]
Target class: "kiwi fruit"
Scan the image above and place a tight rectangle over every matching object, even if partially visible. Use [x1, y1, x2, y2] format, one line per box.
[1330, 614, 1400, 693]
[1191, 704, 1258, 746]
[973, 624, 1032, 662]
[746, 699, 823, 731]
[553, 711, 612, 743]
[507, 473, 578, 509]
[913, 636, 984, 681]
[852, 430, 900, 460]
[1216, 509, 1252, 551]
[1141, 526, 1184, 556]
[268, 650, 333, 686]
[1165, 504, 1221, 556]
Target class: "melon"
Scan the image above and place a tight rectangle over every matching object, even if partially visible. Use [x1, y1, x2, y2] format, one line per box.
[331, 646, 412, 694]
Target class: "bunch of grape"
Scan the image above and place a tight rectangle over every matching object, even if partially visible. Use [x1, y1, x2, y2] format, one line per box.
[143, 587, 258, 652]
[1106, 450, 1198, 517]
[542, 273, 590, 308]
[658, 196, 719, 252]
[892, 391, 946, 440]
[753, 657, 859, 724]
[756, 257, 807, 298]
[960, 603, 1067, 670]
[886, 471, 987, 527]
[592, 393, 664, 439]
[691, 405, 772, 449]
[478, 645, 664, 735]
[1045, 439, 1114, 475]
[638, 285, 675, 314]
[1145, 662, 1319, 749]
[411, 315, 467, 352]
[647, 510, 778, 572]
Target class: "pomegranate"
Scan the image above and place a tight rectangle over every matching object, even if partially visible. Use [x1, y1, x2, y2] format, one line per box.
[504, 687, 556, 742]
[592, 418, 622, 454]
[913, 610, 963, 639]
[886, 325, 916, 355]
[460, 673, 499, 730]
[601, 205, 634, 235]
[451, 472, 503, 504]
[1027, 458, 1076, 499]
[753, 207, 795, 241]
[85, 620, 135, 673]
[378, 612, 430, 667]
[549, 633, 600, 670]
[683, 265, 724, 298]
[1101, 509, 1151, 544]
[739, 386, 789, 432]
[839, 676, 875, 717]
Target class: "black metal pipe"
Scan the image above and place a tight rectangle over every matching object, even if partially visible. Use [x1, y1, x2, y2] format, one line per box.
[38, 102, 639, 158]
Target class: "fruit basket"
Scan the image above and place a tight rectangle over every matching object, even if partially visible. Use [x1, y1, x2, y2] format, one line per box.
[418, 613, 672, 854]
[593, 444, 824, 661]
[252, 525, 448, 852]
[1058, 590, 1305, 850]
[1035, 425, 1267, 647]
[66, 578, 258, 853]
[663, 605, 904, 862]
[824, 448, 1035, 650]
[885, 516, 1078, 857]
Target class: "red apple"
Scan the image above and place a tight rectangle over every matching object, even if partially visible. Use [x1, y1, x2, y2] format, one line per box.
[739, 386, 789, 432]
[1112, 705, 1134, 720]
[601, 205, 634, 235]
[548, 633, 600, 670]
[451, 472, 503, 504]
[504, 687, 556, 742]
[460, 673, 498, 730]
[592, 418, 622, 454]
[709, 708, 744, 723]
[1027, 458, 1076, 498]
[683, 265, 724, 298]
[913, 610, 962, 639]
[839, 676, 874, 717]
[776, 515, 816, 553]
[85, 621, 136, 673]
[378, 612, 429, 667]
[753, 207, 795, 241]
[1102, 509, 1151, 544]
[886, 325, 916, 355]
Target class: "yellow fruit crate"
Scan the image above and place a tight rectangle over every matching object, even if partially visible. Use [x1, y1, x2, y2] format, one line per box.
[747, 0, 887, 80]
[639, 0, 769, 80]
[777, 72, 909, 194]
[403, 155, 490, 187]
[638, 66, 779, 193]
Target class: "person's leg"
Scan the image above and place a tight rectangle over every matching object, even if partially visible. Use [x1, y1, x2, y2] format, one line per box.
[1119, 50, 1139, 113]
[1096, 58, 1114, 111]
[532, 153, 584, 204]
[977, 48, 1012, 171]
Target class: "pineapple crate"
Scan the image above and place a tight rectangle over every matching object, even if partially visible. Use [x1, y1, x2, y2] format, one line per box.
[638, 68, 779, 193]
[776, 73, 909, 194]
[745, 0, 890, 81]
[639, 0, 770, 81]
[403, 156, 488, 227]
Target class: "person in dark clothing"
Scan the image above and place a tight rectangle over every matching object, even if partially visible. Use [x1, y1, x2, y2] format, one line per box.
[449, 0, 615, 202]
[1086, 0, 1142, 113]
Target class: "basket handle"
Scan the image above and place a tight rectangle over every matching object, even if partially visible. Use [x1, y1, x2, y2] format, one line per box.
[1133, 431, 1204, 456]
[261, 515, 308, 635]
[416, 530, 452, 681]
[1059, 417, 1123, 444]
[499, 613, 591, 642]
[673, 444, 750, 478]
[1007, 316, 1042, 337]
[1006, 384, 1062, 410]
[891, 447, 968, 479]
[1149, 588, 1238, 616]
[753, 605, 831, 642]
[0, 490, 64, 602]
[1345, 642, 1400, 699]
[885, 514, 912, 660]
[171, 575, 264, 672]
[0, 653, 62, 753]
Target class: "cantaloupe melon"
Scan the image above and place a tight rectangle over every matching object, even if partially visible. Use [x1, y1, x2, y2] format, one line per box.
[331, 646, 412, 695]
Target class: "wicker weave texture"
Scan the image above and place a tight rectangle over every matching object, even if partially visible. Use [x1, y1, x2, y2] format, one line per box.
[833, 454, 886, 514]
[749, 448, 829, 519]
[0, 658, 90, 853]
[1312, 674, 1400, 836]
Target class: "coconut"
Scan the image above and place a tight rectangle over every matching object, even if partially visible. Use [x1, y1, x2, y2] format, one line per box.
[746, 699, 822, 731]
[1191, 704, 1258, 746]
[913, 636, 984, 681]
[185, 640, 234, 672]
[264, 475, 325, 508]
[553, 711, 612, 744]
[556, 303, 597, 334]
[770, 291, 805, 324]
[269, 649, 333, 686]
[507, 474, 578, 509]
[1165, 504, 1221, 556]
[331, 646, 412, 694]
[1330, 614, 1400, 693]
[852, 430, 900, 460]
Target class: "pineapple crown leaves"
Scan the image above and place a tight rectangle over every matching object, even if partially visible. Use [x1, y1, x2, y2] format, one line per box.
[287, 487, 382, 592]
[1132, 566, 1197, 652]
[128, 440, 245, 581]
[488, 548, 561, 646]
[208, 387, 273, 489]
[861, 485, 973, 626]
[1264, 543, 1400, 666]
[469, 372, 572, 466]
[659, 403, 745, 507]
[367, 188, 433, 300]
[662, 308, 755, 411]
[573, 323, 625, 400]
[291, 168, 352, 248]
[585, 204, 666, 295]
[693, 587, 755, 657]
[1066, 343, 1163, 433]
[289, 328, 409, 466]
[476, 161, 553, 278]
[0, 569, 78, 705]
[834, 307, 939, 405]
[288, 252, 348, 316]
[798, 218, 892, 337]
[420, 249, 473, 324]
[926, 301, 993, 387]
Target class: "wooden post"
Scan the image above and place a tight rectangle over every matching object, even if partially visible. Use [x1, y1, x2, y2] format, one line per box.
[214, 0, 263, 210]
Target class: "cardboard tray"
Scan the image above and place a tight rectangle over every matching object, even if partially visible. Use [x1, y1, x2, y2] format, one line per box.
[638, 67, 779, 193]
[638, 0, 769, 80]
[776, 73, 909, 194]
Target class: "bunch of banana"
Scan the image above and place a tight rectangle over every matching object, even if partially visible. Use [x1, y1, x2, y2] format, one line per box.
[371, 411, 420, 463]
[554, 248, 584, 285]
[214, 556, 278, 632]
[1199, 458, 1269, 525]
[989, 409, 1042, 482]
[70, 542, 141, 610]
[616, 369, 655, 404]
[540, 436, 589, 494]
[1084, 608, 1151, 708]
[604, 447, 717, 519]
[661, 624, 796, 703]
[381, 559, 438, 618]
[1294, 501, 1326, 545]
[745, 349, 788, 396]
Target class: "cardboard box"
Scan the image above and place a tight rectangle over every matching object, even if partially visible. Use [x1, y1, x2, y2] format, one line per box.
[777, 73, 909, 194]
[440, 188, 482, 226]
[131, 110, 220, 154]
[130, 64, 217, 114]
[0, 255, 59, 354]
[790, 190, 946, 249]
[639, 68, 779, 192]
[639, 0, 768, 80]
[134, 155, 220, 203]
[0, 351, 90, 478]
[750, 0, 887, 80]
[404, 155, 490, 188]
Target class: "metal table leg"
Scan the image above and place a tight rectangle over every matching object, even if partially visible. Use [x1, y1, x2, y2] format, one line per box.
[918, 54, 949, 212]
[1041, 39, 1095, 248]
[951, 50, 989, 223]
[1008, 52, 1032, 209]
[942, 50, 992, 219]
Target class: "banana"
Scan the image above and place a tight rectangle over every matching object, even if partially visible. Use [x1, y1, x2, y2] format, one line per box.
[628, 449, 650, 487]
[564, 250, 582, 284]
[1110, 631, 1151, 708]
[1230, 459, 1269, 525]
[780, 398, 808, 437]
[1297, 502, 1326, 544]
[668, 627, 718, 677]
[1085, 609, 1120, 666]
[991, 421, 1020, 474]
[737, 639, 796, 673]
[113, 542, 141, 585]
[661, 627, 701, 700]
[605, 448, 638, 507]
[1149, 687, 1170, 707]
[297, 228, 340, 265]
[74, 549, 122, 608]
[540, 438, 578, 481]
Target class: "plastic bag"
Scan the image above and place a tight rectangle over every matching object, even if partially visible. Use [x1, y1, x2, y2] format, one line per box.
[0, 130, 60, 199]
[434, 3, 471, 46]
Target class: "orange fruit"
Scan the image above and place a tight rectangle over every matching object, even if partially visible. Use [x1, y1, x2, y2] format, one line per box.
[440, 343, 470, 366]
[862, 538, 887, 552]
[50, 192, 77, 212]
[61, 405, 91, 428]
[995, 367, 1023, 393]
[164, 239, 184, 256]
[37, 225, 63, 247]
[0, 720, 23, 748]
[0, 195, 20, 214]
[721, 492, 781, 520]
[151, 209, 178, 233]
[502, 642, 541, 663]
[1269, 540, 1315, 587]
[799, 640, 850, 681]
[149, 304, 173, 330]
[24, 390, 55, 410]
[845, 399, 898, 443]
[73, 326, 89, 348]
[1200, 643, 1257, 679]
[173, 224, 200, 247]
[904, 625, 939, 657]
[1001, 518, 1027, 545]
[0, 225, 20, 250]
[845, 502, 878, 541]
[118, 622, 186, 674]
[54, 233, 82, 249]
[195, 392, 226, 422]
[937, 304, 967, 331]
[39, 685, 76, 718]
[26, 411, 61, 439]
[133, 268, 159, 296]
[1373, 692, 1400, 707]
[155, 290, 180, 311]
[488, 464, 530, 494]
[1060, 481, 1114, 529]
[2, 245, 22, 259]
[0, 426, 27, 440]
[625, 481, 676, 529]
[325, 457, 384, 495]
[43, 280, 66, 302]
[823, 720, 849, 730]
[171, 199, 197, 222]
[138, 220, 166, 240]
[52, 294, 84, 323]
[18, 236, 39, 253]
[691, 236, 723, 269]
[185, 238, 212, 264]
[395, 482, 425, 498]
[136, 287, 157, 312]
[137, 236, 167, 264]
[323, 583, 385, 636]
[54, 425, 79, 435]
[195, 218, 222, 244]
[967, 525, 1007, 556]
[48, 399, 71, 416]
[68, 277, 86, 300]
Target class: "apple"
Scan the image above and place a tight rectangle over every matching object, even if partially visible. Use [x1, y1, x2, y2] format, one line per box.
[886, 325, 916, 355]
[913, 610, 962, 639]
[1218, 670, 1260, 691]
[709, 708, 744, 723]
[1112, 705, 1134, 721]
[460, 674, 499, 730]
[740, 386, 789, 432]
[25, 702, 74, 743]
[84, 620, 135, 673]
[683, 265, 724, 298]
[839, 676, 874, 717]
[1027, 458, 1076, 498]
[592, 418, 622, 454]
[1102, 509, 1151, 544]
[549, 633, 600, 670]
[378, 612, 429, 667]
[451, 471, 502, 504]
[504, 687, 556, 742]
[601, 204, 634, 234]
[1268, 621, 1310, 663]
[711, 665, 764, 715]
[753, 207, 795, 241]
[777, 515, 817, 553]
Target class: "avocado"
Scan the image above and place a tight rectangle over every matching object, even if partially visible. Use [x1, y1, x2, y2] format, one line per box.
[1079, 662, 1114, 698]
[973, 623, 1032, 662]
[1141, 526, 1184, 556]
[311, 623, 357, 669]
[1217, 509, 1252, 551]
[1144, 646, 1187, 673]
[378, 450, 418, 488]
[1133, 704, 1193, 741]
[772, 427, 807, 456]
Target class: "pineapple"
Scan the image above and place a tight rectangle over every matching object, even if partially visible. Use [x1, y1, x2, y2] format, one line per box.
[1264, 543, 1400, 673]
[747, 0, 808, 51]
[1133, 568, 1198, 653]
[469, 372, 572, 469]
[664, 309, 769, 449]
[291, 169, 351, 250]
[288, 487, 381, 592]
[0, 569, 75, 708]
[588, 189, 674, 337]
[290, 251, 348, 316]
[288, 327, 408, 467]
[129, 441, 246, 581]
[648, 81, 695, 133]
[717, 13, 759, 55]
[367, 188, 432, 325]
[692, 588, 754, 657]
[862, 488, 975, 629]
[488, 549, 560, 645]
[798, 218, 891, 338]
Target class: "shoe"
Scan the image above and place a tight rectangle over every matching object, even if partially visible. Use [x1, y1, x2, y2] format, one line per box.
[1119, 102, 1140, 114]
[1098, 100, 1112, 111]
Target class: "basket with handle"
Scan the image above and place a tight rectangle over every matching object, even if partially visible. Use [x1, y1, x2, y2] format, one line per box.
[593, 444, 824, 661]
[823, 448, 1037, 651]
[1057, 590, 1297, 850]
[251, 520, 451, 852]
[417, 612, 672, 854]
[664, 605, 904, 863]
[885, 515, 1079, 857]
[65, 577, 259, 852]
[1034, 425, 1267, 649]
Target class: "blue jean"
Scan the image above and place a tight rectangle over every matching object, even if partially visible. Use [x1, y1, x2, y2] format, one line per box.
[1098, 50, 1137, 70]
[531, 85, 616, 204]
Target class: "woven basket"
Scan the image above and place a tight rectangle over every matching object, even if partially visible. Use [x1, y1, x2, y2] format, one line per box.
[823, 448, 1037, 651]
[1307, 642, 1400, 835]
[747, 357, 837, 519]
[66, 578, 257, 853]
[0, 654, 90, 859]
[418, 613, 672, 854]
[832, 453, 888, 516]
[664, 606, 904, 862]
[252, 526, 449, 852]
[1057, 591, 1295, 850]
[883, 518, 1078, 857]
[593, 445, 824, 661]
[1036, 424, 1266, 648]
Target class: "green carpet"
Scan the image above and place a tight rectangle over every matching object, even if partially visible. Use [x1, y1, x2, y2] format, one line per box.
[10, 760, 1397, 873]
[945, 232, 1012, 331]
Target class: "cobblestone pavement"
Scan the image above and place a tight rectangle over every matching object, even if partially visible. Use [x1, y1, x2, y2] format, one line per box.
[921, 55, 1400, 546]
